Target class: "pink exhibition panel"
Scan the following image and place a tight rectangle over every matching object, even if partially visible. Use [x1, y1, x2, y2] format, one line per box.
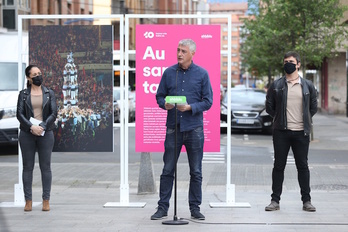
[135, 25, 221, 152]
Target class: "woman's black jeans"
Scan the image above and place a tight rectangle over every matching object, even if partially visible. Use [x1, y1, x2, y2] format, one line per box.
[19, 130, 54, 201]
[271, 129, 311, 204]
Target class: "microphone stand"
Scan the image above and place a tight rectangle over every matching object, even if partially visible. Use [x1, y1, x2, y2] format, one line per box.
[162, 103, 188, 225]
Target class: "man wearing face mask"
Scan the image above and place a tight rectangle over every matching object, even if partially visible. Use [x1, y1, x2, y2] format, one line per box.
[17, 65, 57, 212]
[265, 51, 317, 212]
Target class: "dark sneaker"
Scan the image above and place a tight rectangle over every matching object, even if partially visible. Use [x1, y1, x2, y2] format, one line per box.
[150, 209, 168, 220]
[265, 201, 280, 211]
[191, 210, 205, 220]
[303, 201, 316, 212]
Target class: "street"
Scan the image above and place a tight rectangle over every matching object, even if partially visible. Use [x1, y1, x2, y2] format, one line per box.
[2, 113, 348, 192]
[2, 123, 348, 166]
[1, 113, 348, 232]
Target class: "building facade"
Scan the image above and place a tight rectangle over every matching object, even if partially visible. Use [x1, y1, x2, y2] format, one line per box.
[319, 0, 348, 115]
[2, 0, 30, 30]
[1, 0, 93, 31]
[157, 0, 199, 25]
[30, 0, 93, 26]
[209, 2, 248, 88]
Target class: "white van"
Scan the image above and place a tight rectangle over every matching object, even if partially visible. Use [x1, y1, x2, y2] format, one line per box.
[0, 31, 28, 146]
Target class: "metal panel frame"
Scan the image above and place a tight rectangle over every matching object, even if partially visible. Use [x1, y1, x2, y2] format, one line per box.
[121, 14, 249, 208]
[0, 13, 250, 209]
[0, 14, 125, 208]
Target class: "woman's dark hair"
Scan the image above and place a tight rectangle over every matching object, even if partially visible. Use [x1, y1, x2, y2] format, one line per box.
[25, 64, 38, 77]
[25, 64, 38, 88]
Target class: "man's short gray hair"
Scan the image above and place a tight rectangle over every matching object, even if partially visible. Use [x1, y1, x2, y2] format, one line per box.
[178, 39, 196, 53]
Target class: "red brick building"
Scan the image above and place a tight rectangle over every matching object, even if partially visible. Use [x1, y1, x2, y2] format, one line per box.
[209, 2, 248, 87]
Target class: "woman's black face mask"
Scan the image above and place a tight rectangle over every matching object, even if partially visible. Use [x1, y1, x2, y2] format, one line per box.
[32, 75, 43, 86]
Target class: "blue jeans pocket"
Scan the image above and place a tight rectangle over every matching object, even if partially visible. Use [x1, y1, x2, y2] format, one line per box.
[166, 127, 176, 134]
[194, 126, 203, 133]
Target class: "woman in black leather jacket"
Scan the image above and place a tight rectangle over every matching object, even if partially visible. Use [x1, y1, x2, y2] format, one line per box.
[16, 65, 57, 212]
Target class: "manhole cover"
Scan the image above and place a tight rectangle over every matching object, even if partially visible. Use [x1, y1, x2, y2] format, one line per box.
[312, 184, 348, 191]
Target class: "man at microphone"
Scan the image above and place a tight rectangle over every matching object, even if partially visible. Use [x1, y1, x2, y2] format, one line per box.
[152, 39, 213, 220]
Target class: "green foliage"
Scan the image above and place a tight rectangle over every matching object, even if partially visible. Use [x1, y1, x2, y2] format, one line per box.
[241, 0, 348, 78]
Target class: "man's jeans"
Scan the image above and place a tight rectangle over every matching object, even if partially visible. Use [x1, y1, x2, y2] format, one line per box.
[271, 129, 311, 203]
[158, 126, 204, 212]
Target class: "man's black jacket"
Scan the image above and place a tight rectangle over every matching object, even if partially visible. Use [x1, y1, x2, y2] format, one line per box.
[266, 76, 317, 136]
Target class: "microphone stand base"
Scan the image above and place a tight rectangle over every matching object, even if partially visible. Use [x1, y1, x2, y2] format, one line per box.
[162, 218, 189, 225]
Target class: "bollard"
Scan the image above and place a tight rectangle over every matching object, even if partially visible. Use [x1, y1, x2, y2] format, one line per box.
[137, 152, 156, 194]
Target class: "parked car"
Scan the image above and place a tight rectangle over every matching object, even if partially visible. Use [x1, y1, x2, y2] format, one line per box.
[128, 91, 136, 122]
[0, 32, 28, 146]
[220, 88, 272, 134]
[113, 87, 135, 123]
[113, 88, 120, 123]
[220, 84, 225, 102]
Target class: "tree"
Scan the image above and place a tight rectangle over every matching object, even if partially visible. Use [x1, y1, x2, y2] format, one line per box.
[241, 0, 348, 84]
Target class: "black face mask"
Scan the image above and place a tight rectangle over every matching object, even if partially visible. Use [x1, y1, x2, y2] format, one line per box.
[284, 62, 297, 74]
[32, 75, 43, 86]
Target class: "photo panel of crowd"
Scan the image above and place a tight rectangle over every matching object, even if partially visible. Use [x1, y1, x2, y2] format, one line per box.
[29, 25, 114, 152]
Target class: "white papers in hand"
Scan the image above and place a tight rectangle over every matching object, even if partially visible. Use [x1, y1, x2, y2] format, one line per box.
[29, 117, 45, 136]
